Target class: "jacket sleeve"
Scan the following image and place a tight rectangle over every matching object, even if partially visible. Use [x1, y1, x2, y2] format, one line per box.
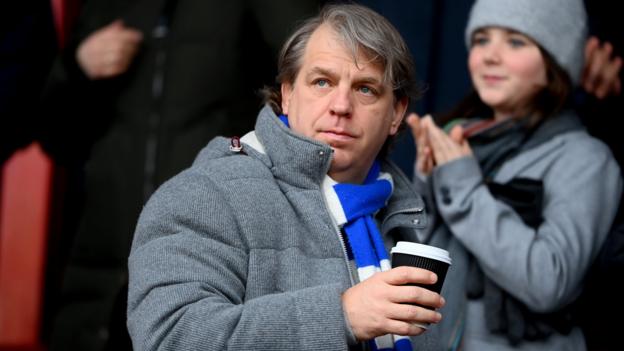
[432, 135, 622, 313]
[127, 171, 350, 351]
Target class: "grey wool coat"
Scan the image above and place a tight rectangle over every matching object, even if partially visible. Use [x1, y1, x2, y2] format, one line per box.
[127, 106, 460, 350]
[423, 112, 622, 351]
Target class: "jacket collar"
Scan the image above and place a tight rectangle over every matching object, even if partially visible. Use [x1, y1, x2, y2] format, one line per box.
[244, 106, 426, 229]
[248, 105, 336, 189]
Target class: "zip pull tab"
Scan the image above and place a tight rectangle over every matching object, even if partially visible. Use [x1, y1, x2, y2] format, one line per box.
[229, 136, 243, 153]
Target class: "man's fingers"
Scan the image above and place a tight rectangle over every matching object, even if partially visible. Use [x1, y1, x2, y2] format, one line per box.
[383, 319, 427, 337]
[343, 267, 446, 341]
[390, 285, 445, 309]
[385, 266, 437, 286]
[386, 302, 443, 324]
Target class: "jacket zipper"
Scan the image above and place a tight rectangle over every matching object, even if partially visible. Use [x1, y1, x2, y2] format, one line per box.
[331, 214, 355, 287]
[322, 196, 366, 350]
[320, 192, 355, 287]
[143, 19, 167, 201]
[143, 2, 177, 202]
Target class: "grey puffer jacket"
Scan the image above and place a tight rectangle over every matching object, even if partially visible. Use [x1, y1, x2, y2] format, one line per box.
[128, 106, 446, 350]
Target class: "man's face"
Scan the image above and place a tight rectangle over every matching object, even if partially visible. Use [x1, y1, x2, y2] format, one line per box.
[281, 24, 407, 184]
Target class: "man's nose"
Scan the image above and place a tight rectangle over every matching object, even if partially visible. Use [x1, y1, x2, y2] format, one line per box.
[329, 85, 353, 117]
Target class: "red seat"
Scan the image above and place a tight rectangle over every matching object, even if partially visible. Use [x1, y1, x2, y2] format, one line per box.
[0, 144, 53, 350]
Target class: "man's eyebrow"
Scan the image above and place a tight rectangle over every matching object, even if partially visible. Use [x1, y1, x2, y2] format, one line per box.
[355, 76, 382, 85]
[306, 66, 384, 89]
[306, 66, 338, 79]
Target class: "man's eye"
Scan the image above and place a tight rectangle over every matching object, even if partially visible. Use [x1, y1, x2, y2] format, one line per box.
[358, 86, 375, 95]
[315, 79, 329, 87]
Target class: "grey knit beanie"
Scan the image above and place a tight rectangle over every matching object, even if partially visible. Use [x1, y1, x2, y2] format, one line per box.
[465, 0, 588, 85]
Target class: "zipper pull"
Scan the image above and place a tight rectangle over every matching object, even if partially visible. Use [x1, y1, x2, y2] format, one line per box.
[230, 136, 243, 153]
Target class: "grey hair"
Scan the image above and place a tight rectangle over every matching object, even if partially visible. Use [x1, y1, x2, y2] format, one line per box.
[262, 3, 420, 114]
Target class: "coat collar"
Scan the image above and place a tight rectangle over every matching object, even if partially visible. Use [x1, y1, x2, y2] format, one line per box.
[249, 105, 334, 190]
[241, 105, 427, 234]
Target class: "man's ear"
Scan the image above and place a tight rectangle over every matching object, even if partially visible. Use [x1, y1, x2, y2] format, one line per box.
[281, 83, 292, 115]
[390, 96, 409, 135]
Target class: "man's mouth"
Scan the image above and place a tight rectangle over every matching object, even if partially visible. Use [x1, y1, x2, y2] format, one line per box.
[320, 129, 356, 142]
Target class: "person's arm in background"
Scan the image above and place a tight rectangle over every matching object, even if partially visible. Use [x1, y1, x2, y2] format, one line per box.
[75, 19, 143, 80]
[37, 0, 144, 166]
[581, 36, 622, 99]
[573, 3, 624, 349]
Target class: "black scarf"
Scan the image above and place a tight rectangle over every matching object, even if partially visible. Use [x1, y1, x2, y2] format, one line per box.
[460, 111, 583, 345]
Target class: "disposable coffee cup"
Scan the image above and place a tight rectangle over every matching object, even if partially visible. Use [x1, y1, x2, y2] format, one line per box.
[391, 241, 452, 329]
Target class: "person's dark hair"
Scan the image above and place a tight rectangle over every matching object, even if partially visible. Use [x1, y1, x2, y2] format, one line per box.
[261, 3, 422, 156]
[439, 46, 572, 127]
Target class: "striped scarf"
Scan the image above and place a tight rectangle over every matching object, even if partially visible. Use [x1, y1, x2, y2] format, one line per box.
[323, 161, 412, 351]
[275, 114, 411, 350]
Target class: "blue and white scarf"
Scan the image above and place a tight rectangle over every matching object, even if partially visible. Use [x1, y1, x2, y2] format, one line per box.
[323, 161, 413, 351]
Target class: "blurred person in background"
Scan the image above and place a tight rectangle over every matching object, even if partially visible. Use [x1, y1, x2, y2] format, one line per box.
[38, 0, 320, 349]
[407, 0, 622, 349]
[360, 2, 622, 348]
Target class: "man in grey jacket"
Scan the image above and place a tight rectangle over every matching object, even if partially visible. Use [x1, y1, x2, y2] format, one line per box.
[128, 4, 446, 350]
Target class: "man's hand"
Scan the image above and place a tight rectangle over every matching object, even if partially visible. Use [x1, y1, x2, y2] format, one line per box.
[582, 36, 622, 99]
[76, 19, 143, 80]
[341, 266, 445, 341]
